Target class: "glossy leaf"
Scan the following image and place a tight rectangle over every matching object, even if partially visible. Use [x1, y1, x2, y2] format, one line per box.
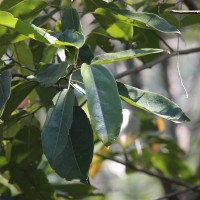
[91, 48, 166, 64]
[93, 9, 133, 41]
[1, 81, 37, 121]
[67, 106, 94, 183]
[0, 11, 84, 48]
[95, 8, 180, 34]
[27, 62, 69, 87]
[117, 82, 190, 123]
[81, 63, 123, 146]
[42, 89, 75, 168]
[78, 45, 94, 65]
[57, 29, 85, 49]
[0, 70, 12, 117]
[0, 0, 47, 20]
[0, 11, 57, 43]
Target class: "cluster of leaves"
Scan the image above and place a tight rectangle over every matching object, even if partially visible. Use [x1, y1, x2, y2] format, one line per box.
[0, 0, 197, 199]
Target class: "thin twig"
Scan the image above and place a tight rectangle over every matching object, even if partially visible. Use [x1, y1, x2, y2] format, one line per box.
[6, 53, 36, 73]
[96, 153, 193, 188]
[115, 47, 200, 79]
[12, 73, 27, 79]
[170, 10, 200, 14]
[154, 184, 200, 200]
[153, 32, 174, 52]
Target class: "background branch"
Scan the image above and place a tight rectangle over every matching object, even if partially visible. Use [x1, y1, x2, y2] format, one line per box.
[96, 153, 194, 188]
[154, 184, 200, 200]
[115, 47, 200, 79]
[171, 10, 200, 14]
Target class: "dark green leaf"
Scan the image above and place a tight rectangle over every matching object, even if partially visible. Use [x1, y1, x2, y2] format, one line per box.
[42, 89, 78, 178]
[117, 82, 190, 123]
[36, 86, 57, 108]
[61, 8, 81, 32]
[91, 48, 166, 64]
[0, 70, 12, 117]
[11, 126, 42, 170]
[78, 45, 94, 65]
[27, 62, 69, 87]
[10, 168, 55, 200]
[86, 26, 114, 52]
[95, 8, 180, 34]
[1, 81, 37, 121]
[68, 106, 94, 183]
[42, 89, 75, 166]
[81, 63, 123, 146]
[55, 183, 95, 198]
[57, 29, 85, 49]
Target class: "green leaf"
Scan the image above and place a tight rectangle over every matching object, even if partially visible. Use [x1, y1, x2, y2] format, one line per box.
[95, 8, 180, 34]
[78, 45, 94, 65]
[36, 86, 57, 108]
[82, 0, 117, 12]
[61, 8, 81, 32]
[0, 11, 84, 48]
[55, 183, 95, 198]
[0, 11, 56, 43]
[152, 153, 198, 183]
[0, 70, 12, 117]
[27, 62, 69, 87]
[86, 26, 114, 52]
[68, 106, 94, 183]
[0, 0, 47, 20]
[42, 89, 75, 166]
[0, 30, 28, 46]
[93, 9, 133, 41]
[57, 29, 85, 49]
[181, 14, 200, 27]
[91, 48, 166, 64]
[11, 126, 42, 170]
[0, 183, 11, 196]
[117, 82, 190, 123]
[10, 168, 55, 200]
[1, 81, 37, 121]
[10, 41, 35, 70]
[81, 63, 123, 146]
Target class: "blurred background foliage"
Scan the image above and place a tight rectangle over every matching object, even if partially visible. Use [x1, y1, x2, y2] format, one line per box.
[0, 0, 200, 200]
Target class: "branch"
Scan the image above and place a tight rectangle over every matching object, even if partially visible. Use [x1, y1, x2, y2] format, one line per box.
[96, 153, 193, 188]
[115, 47, 200, 79]
[12, 73, 27, 79]
[170, 10, 200, 14]
[154, 184, 200, 200]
